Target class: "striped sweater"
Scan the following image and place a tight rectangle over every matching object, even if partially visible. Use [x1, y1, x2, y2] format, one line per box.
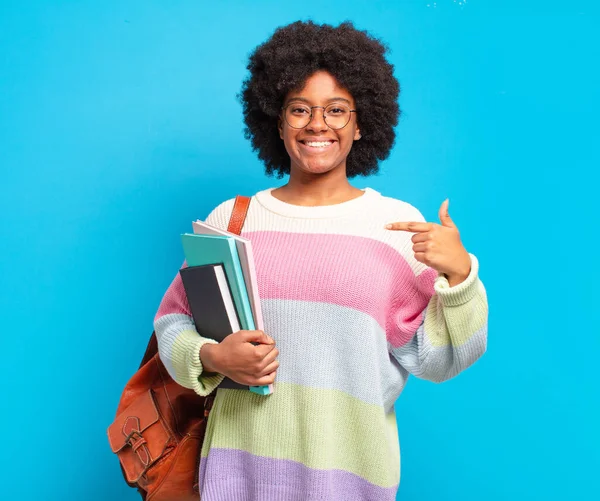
[154, 187, 488, 501]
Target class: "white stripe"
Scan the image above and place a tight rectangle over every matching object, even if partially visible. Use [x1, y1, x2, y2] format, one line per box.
[204, 191, 431, 277]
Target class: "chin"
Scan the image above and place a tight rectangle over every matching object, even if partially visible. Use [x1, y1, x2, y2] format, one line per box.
[305, 165, 335, 174]
[296, 159, 344, 175]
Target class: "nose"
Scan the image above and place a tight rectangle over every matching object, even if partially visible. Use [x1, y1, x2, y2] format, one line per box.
[306, 106, 328, 132]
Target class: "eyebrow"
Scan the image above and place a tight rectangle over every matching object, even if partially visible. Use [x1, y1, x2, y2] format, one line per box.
[285, 96, 352, 106]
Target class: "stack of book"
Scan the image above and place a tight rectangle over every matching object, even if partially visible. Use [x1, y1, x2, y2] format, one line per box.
[180, 220, 272, 396]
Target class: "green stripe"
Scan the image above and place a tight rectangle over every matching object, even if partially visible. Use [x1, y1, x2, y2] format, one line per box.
[202, 382, 400, 488]
[424, 281, 488, 347]
[171, 329, 224, 396]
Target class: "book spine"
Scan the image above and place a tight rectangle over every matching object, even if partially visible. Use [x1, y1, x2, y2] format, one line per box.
[228, 240, 255, 331]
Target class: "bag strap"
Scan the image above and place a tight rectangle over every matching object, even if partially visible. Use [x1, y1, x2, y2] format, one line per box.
[140, 195, 252, 369]
[227, 195, 251, 235]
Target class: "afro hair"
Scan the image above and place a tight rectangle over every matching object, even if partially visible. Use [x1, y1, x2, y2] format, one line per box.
[239, 20, 400, 178]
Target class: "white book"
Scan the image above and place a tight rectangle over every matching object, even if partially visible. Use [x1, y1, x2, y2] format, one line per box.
[191, 219, 265, 331]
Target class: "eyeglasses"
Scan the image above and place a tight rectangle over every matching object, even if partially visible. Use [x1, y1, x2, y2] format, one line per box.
[281, 103, 357, 130]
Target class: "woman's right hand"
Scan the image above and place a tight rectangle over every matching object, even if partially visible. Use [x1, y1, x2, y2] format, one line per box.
[200, 330, 279, 386]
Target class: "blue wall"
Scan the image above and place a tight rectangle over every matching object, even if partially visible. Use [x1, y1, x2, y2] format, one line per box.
[1, 1, 598, 500]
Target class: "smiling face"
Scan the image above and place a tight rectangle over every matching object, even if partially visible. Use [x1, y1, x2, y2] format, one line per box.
[278, 70, 361, 178]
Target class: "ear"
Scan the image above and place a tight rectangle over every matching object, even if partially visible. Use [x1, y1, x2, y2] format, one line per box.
[278, 117, 284, 139]
[354, 127, 361, 141]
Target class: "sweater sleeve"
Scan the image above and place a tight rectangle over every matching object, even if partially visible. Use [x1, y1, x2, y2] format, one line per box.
[152, 198, 236, 396]
[389, 253, 488, 383]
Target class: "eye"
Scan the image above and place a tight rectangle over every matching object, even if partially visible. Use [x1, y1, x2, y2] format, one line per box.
[290, 106, 310, 115]
[326, 106, 348, 115]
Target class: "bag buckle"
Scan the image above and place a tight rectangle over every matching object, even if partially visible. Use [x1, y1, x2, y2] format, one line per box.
[122, 417, 152, 467]
[125, 430, 146, 451]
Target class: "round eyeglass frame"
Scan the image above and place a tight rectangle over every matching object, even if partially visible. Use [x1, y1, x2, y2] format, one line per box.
[281, 104, 357, 130]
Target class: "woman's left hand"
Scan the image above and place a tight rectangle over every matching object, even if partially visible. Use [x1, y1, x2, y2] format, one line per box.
[385, 199, 471, 287]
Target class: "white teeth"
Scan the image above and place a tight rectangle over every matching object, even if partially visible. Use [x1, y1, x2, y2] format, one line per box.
[305, 141, 333, 147]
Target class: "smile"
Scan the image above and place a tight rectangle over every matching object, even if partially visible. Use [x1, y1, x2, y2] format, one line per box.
[299, 140, 335, 150]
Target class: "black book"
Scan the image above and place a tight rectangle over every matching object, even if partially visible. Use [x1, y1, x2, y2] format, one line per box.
[179, 264, 247, 390]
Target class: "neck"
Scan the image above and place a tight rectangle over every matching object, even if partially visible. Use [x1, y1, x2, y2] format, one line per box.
[273, 166, 363, 206]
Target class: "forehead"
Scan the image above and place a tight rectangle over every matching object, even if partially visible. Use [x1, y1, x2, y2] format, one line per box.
[285, 70, 354, 104]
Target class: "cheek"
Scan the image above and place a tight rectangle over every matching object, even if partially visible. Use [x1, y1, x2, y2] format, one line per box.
[340, 131, 357, 151]
[282, 129, 299, 153]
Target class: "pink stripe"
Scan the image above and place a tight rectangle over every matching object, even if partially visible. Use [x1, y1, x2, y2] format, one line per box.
[246, 231, 436, 347]
[390, 268, 437, 347]
[154, 261, 191, 320]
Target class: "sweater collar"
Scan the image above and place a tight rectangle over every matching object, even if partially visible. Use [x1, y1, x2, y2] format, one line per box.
[254, 187, 380, 219]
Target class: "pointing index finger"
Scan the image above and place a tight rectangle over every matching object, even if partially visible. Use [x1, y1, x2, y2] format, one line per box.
[385, 221, 432, 232]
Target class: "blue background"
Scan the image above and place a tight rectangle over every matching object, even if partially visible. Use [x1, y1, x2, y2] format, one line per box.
[1, 1, 598, 500]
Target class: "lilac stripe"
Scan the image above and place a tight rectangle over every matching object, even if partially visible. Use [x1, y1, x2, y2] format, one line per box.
[199, 448, 398, 501]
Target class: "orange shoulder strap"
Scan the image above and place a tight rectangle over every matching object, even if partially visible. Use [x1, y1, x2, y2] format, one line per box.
[227, 195, 251, 235]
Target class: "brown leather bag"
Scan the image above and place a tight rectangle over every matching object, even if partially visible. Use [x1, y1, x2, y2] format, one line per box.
[107, 196, 252, 501]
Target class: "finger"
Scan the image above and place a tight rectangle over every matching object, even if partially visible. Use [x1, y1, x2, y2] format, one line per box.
[411, 232, 431, 244]
[252, 371, 277, 386]
[412, 243, 429, 253]
[243, 330, 275, 345]
[259, 334, 276, 345]
[240, 330, 259, 342]
[254, 342, 277, 359]
[414, 252, 427, 264]
[258, 360, 280, 377]
[257, 347, 279, 368]
[385, 221, 432, 232]
[438, 199, 457, 229]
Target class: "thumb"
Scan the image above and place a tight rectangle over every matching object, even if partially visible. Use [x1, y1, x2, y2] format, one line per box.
[243, 330, 275, 345]
[438, 199, 456, 228]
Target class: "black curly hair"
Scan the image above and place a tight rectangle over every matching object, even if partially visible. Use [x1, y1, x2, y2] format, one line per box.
[239, 20, 400, 179]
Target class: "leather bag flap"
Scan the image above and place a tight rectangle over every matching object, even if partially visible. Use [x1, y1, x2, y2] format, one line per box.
[107, 390, 172, 483]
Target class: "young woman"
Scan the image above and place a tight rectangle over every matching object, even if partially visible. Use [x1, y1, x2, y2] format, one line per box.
[154, 20, 488, 501]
